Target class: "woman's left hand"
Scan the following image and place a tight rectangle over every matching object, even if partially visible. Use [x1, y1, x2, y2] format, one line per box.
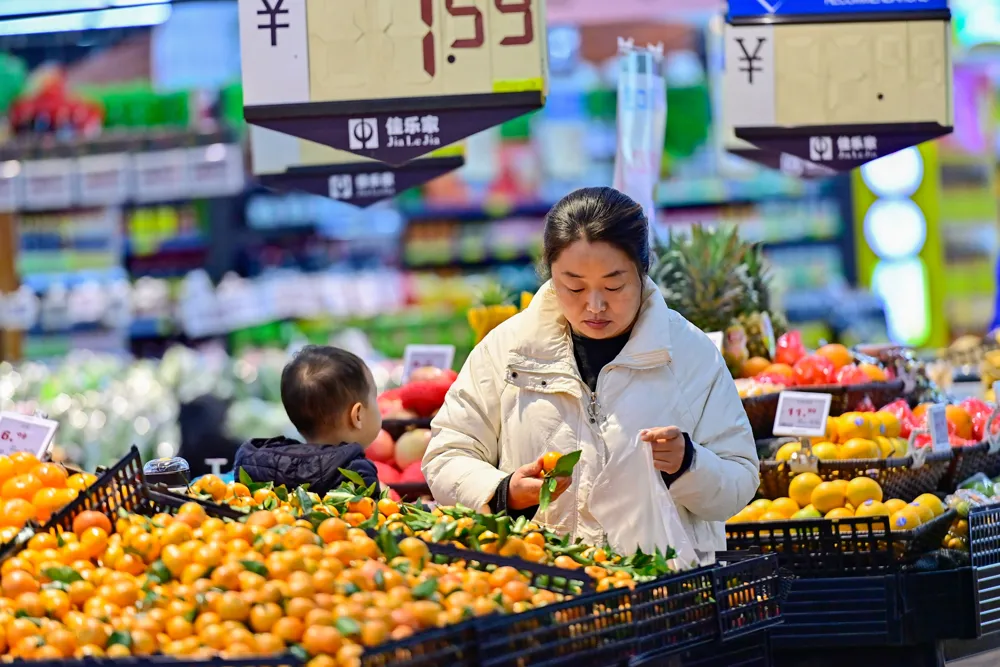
[640, 426, 686, 474]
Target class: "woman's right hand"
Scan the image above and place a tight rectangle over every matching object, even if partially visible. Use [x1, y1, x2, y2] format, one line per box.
[508, 456, 572, 510]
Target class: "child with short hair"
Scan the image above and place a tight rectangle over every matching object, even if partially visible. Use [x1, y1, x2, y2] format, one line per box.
[234, 345, 381, 495]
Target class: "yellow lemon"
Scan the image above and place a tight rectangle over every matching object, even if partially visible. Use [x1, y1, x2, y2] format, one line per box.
[889, 506, 922, 530]
[825, 507, 855, 519]
[811, 481, 846, 514]
[855, 499, 889, 517]
[892, 437, 908, 457]
[789, 473, 824, 508]
[770, 497, 801, 518]
[759, 510, 788, 522]
[825, 416, 841, 444]
[727, 509, 754, 523]
[838, 413, 871, 440]
[840, 438, 881, 460]
[913, 493, 946, 518]
[866, 413, 886, 437]
[741, 505, 764, 521]
[883, 498, 908, 514]
[812, 442, 840, 461]
[874, 412, 901, 438]
[846, 477, 883, 507]
[874, 436, 895, 458]
[775, 442, 802, 462]
[749, 499, 773, 514]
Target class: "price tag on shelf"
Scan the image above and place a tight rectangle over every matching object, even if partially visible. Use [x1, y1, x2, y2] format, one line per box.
[77, 153, 132, 206]
[927, 404, 950, 452]
[0, 412, 58, 459]
[133, 149, 190, 203]
[187, 143, 245, 198]
[21, 159, 76, 211]
[0, 162, 20, 212]
[772, 391, 832, 438]
[706, 331, 724, 352]
[402, 345, 456, 382]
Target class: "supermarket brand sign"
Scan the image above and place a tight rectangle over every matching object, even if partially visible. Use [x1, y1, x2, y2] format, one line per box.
[727, 0, 949, 19]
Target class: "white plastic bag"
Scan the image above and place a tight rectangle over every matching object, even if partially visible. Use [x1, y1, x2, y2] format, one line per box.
[589, 434, 699, 569]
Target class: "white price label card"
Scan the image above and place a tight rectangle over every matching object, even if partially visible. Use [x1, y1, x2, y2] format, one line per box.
[0, 163, 20, 212]
[927, 404, 950, 452]
[133, 150, 189, 203]
[402, 345, 456, 382]
[187, 144, 245, 198]
[0, 412, 58, 459]
[990, 382, 1000, 454]
[773, 391, 833, 438]
[706, 331, 724, 352]
[22, 159, 75, 210]
[77, 153, 131, 206]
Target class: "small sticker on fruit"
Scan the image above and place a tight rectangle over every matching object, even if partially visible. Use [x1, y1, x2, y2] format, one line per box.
[538, 450, 582, 512]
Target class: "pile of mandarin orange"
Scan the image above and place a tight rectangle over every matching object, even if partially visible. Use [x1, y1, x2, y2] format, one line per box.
[0, 452, 96, 539]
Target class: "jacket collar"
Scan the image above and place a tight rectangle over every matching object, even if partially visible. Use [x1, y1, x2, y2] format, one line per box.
[507, 276, 673, 372]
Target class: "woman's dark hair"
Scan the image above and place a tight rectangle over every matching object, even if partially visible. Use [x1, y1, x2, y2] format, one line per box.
[540, 186, 650, 279]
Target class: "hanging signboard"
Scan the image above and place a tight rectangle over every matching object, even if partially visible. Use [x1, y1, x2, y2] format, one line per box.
[250, 126, 464, 207]
[237, 0, 548, 166]
[723, 0, 953, 172]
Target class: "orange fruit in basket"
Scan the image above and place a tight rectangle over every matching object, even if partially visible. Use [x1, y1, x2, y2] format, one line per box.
[845, 477, 883, 507]
[73, 510, 112, 537]
[889, 506, 922, 530]
[855, 500, 889, 517]
[741, 357, 771, 378]
[66, 473, 96, 491]
[913, 493, 946, 518]
[817, 344, 853, 370]
[810, 482, 846, 514]
[825, 508, 854, 519]
[1, 474, 42, 502]
[945, 405, 973, 440]
[31, 463, 67, 488]
[32, 487, 74, 522]
[858, 363, 887, 382]
[9, 452, 39, 476]
[908, 502, 934, 524]
[770, 497, 800, 518]
[812, 442, 839, 461]
[789, 472, 823, 508]
[0, 456, 15, 486]
[764, 363, 794, 378]
[0, 498, 36, 529]
[883, 498, 908, 514]
[840, 438, 880, 460]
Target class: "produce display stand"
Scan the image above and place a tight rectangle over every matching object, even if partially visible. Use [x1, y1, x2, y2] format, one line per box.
[6, 446, 785, 667]
[381, 417, 433, 499]
[743, 380, 905, 440]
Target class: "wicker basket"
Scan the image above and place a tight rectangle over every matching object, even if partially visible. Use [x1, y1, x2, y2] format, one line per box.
[758, 449, 953, 502]
[742, 381, 906, 440]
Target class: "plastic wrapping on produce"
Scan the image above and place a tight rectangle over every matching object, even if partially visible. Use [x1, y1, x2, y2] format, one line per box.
[612, 38, 666, 242]
[590, 433, 698, 568]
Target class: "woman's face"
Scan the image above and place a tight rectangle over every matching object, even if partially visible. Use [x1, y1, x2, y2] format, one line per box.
[550, 239, 643, 339]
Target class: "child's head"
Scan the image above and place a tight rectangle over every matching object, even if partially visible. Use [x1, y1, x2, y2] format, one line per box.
[280, 345, 381, 447]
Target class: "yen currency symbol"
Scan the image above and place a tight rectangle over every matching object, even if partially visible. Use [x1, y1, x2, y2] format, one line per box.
[257, 0, 290, 47]
[735, 37, 766, 85]
[348, 118, 379, 150]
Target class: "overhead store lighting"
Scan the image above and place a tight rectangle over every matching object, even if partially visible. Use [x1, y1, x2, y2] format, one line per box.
[0, 0, 171, 36]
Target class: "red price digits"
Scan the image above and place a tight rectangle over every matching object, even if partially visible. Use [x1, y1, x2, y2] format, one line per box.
[419, 0, 535, 78]
[0, 431, 8, 441]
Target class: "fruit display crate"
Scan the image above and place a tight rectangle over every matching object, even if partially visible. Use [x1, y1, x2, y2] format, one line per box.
[19, 657, 303, 667]
[943, 441, 1000, 491]
[726, 510, 956, 576]
[742, 381, 905, 440]
[757, 450, 952, 503]
[969, 502, 1000, 636]
[380, 417, 433, 499]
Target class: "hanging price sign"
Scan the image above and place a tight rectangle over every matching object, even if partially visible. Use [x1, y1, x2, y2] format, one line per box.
[238, 0, 548, 165]
[773, 391, 832, 438]
[77, 153, 132, 206]
[21, 159, 76, 211]
[0, 412, 58, 459]
[133, 149, 190, 203]
[187, 143, 246, 198]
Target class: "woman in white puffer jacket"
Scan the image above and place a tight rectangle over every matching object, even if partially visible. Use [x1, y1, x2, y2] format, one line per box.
[422, 187, 758, 559]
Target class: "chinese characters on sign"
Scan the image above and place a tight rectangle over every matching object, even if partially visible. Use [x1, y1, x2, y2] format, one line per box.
[809, 135, 879, 163]
[386, 115, 441, 149]
[772, 391, 833, 438]
[327, 172, 396, 202]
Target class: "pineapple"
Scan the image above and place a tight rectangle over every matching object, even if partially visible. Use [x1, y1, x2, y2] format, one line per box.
[651, 226, 750, 334]
[739, 311, 776, 360]
[467, 281, 520, 344]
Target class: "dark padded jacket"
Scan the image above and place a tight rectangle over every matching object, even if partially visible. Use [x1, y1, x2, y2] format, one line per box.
[233, 437, 379, 496]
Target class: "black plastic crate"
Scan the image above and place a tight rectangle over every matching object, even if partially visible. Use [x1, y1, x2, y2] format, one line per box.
[968, 502, 1000, 636]
[628, 632, 772, 667]
[16, 656, 302, 667]
[714, 553, 783, 641]
[769, 575, 902, 648]
[475, 586, 634, 667]
[727, 511, 956, 576]
[630, 565, 716, 656]
[361, 620, 478, 667]
[899, 568, 977, 642]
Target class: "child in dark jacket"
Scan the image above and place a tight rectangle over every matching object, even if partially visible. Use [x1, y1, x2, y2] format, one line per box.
[234, 345, 381, 496]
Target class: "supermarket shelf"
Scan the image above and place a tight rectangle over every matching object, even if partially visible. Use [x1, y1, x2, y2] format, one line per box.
[125, 232, 207, 255]
[21, 266, 128, 292]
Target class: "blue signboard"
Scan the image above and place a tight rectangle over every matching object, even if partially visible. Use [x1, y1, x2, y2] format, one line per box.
[727, 0, 949, 20]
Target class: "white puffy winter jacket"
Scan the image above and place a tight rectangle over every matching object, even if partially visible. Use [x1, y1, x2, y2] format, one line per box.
[422, 277, 759, 556]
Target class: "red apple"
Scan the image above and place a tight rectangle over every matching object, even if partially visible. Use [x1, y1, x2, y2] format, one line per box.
[366, 429, 395, 463]
[395, 428, 431, 470]
[792, 354, 835, 386]
[373, 460, 401, 485]
[400, 461, 426, 484]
